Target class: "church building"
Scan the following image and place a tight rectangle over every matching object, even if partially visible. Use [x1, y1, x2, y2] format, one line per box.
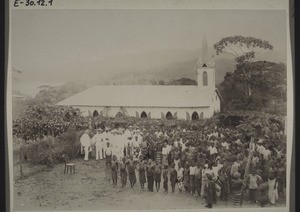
[57, 38, 221, 120]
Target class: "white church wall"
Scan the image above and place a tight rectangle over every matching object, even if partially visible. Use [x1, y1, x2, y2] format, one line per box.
[73, 106, 211, 120]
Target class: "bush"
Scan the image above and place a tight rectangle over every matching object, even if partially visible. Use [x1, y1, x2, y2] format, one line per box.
[58, 127, 82, 159]
[20, 136, 56, 167]
[15, 127, 84, 167]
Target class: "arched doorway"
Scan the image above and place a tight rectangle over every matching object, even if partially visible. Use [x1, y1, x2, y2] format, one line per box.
[93, 110, 99, 117]
[166, 111, 173, 119]
[141, 111, 147, 118]
[115, 112, 124, 118]
[191, 111, 199, 120]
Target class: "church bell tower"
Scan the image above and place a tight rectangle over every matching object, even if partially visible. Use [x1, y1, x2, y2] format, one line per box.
[196, 35, 215, 91]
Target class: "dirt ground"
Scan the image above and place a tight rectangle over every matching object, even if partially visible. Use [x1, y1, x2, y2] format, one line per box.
[13, 158, 285, 211]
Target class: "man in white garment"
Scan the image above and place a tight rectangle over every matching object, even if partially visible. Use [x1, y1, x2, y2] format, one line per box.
[80, 129, 91, 161]
[92, 129, 104, 160]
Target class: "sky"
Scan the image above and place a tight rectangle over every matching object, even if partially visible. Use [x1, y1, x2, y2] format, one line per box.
[12, 9, 286, 71]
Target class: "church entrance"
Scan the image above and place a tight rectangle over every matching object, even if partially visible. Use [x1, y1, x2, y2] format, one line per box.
[191, 111, 199, 120]
[141, 111, 147, 118]
[166, 111, 173, 119]
[93, 110, 99, 118]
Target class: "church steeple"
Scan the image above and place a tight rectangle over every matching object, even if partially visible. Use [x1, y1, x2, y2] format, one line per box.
[197, 35, 214, 68]
[196, 35, 215, 90]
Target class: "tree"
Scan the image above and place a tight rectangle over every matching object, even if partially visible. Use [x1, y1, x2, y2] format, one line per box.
[218, 61, 286, 113]
[168, 78, 197, 85]
[28, 82, 88, 106]
[214, 36, 273, 96]
[13, 105, 89, 141]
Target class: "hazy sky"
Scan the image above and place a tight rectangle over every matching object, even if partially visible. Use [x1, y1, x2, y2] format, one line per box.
[12, 9, 286, 72]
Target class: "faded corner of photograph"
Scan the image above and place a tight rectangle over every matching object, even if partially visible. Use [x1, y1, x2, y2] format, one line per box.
[10, 8, 288, 211]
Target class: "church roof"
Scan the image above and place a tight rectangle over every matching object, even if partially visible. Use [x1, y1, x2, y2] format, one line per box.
[57, 85, 214, 108]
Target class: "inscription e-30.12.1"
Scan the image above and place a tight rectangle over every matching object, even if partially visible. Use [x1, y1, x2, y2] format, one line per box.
[14, 0, 53, 7]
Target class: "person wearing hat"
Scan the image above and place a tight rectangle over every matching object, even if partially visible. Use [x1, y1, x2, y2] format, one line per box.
[92, 129, 104, 160]
[80, 129, 91, 161]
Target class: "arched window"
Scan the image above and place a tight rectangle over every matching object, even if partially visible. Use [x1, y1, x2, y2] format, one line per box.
[203, 71, 208, 86]
[115, 112, 124, 118]
[166, 111, 173, 120]
[141, 111, 147, 118]
[93, 110, 99, 117]
[191, 111, 199, 120]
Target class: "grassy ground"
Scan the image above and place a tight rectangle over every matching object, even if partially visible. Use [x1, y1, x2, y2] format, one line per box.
[13, 158, 285, 211]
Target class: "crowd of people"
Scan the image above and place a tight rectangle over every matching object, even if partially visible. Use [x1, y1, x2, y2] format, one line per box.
[79, 124, 286, 208]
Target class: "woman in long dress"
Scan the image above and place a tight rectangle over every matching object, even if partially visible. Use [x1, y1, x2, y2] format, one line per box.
[138, 156, 146, 189]
[230, 172, 244, 207]
[146, 159, 155, 192]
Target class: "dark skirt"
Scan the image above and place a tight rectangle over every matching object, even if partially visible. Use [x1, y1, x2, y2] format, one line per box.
[189, 175, 195, 190]
[164, 179, 168, 191]
[147, 175, 154, 191]
[106, 155, 112, 166]
[139, 170, 146, 184]
[129, 171, 136, 184]
[112, 169, 118, 182]
[195, 177, 201, 191]
[120, 170, 127, 186]
[231, 192, 242, 207]
[154, 172, 161, 183]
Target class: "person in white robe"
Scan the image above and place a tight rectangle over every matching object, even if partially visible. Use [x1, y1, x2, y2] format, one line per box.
[80, 130, 91, 161]
[92, 129, 104, 160]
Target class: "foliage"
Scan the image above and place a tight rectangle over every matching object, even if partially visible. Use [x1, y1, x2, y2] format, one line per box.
[218, 61, 286, 114]
[236, 113, 286, 148]
[151, 78, 197, 86]
[58, 127, 82, 159]
[168, 78, 197, 85]
[214, 36, 273, 63]
[28, 82, 87, 106]
[214, 35, 274, 96]
[13, 105, 89, 140]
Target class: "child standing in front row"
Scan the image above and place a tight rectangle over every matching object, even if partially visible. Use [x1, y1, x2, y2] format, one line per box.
[154, 161, 162, 192]
[177, 163, 184, 192]
[105, 142, 112, 169]
[183, 163, 190, 193]
[189, 161, 196, 195]
[111, 155, 118, 187]
[163, 165, 169, 193]
[170, 163, 178, 193]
